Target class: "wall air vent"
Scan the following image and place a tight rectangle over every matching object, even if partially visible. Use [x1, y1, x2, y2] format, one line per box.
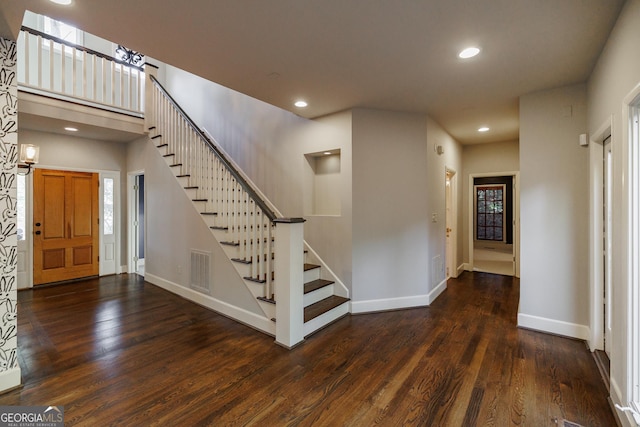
[190, 250, 211, 295]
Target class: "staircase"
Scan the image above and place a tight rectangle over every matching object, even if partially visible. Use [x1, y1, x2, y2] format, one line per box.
[146, 73, 349, 346]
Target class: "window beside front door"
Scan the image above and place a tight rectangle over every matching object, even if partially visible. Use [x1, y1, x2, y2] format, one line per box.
[476, 185, 504, 241]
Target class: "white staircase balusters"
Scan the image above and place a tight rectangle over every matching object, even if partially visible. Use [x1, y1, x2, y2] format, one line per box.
[18, 28, 144, 115]
[148, 77, 277, 301]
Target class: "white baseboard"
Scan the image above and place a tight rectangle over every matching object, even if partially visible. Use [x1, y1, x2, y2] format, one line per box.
[0, 366, 20, 392]
[463, 263, 472, 271]
[118, 265, 128, 274]
[145, 273, 275, 336]
[351, 294, 429, 314]
[351, 279, 447, 314]
[517, 313, 590, 340]
[457, 264, 465, 276]
[428, 279, 447, 304]
[610, 378, 636, 427]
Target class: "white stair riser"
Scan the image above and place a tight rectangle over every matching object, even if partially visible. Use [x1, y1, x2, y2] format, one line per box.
[184, 188, 198, 199]
[257, 301, 276, 320]
[163, 155, 176, 166]
[304, 267, 320, 283]
[176, 176, 190, 187]
[201, 215, 217, 227]
[303, 302, 349, 337]
[304, 284, 334, 307]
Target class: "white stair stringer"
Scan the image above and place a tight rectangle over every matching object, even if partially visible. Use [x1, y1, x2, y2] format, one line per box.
[149, 130, 277, 325]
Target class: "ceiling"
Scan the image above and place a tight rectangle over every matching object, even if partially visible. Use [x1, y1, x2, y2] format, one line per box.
[0, 0, 626, 144]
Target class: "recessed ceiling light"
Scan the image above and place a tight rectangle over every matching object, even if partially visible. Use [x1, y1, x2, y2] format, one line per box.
[65, 127, 78, 132]
[294, 100, 308, 108]
[50, 0, 73, 5]
[458, 47, 480, 59]
[323, 151, 332, 155]
[478, 126, 490, 132]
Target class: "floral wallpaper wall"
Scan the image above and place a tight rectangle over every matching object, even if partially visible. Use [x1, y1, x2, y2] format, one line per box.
[0, 37, 18, 375]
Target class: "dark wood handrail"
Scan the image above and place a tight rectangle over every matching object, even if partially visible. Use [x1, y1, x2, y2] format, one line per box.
[149, 75, 278, 222]
[20, 26, 145, 72]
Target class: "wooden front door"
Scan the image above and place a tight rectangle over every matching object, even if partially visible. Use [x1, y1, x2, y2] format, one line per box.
[33, 169, 99, 285]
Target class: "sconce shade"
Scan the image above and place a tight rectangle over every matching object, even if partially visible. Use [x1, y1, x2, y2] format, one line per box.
[20, 144, 39, 164]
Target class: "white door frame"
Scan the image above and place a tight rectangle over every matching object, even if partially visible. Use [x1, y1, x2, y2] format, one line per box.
[25, 165, 121, 283]
[468, 171, 520, 277]
[588, 117, 612, 352]
[445, 168, 458, 279]
[127, 170, 145, 274]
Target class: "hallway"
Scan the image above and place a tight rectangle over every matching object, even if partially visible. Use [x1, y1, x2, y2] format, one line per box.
[0, 273, 615, 426]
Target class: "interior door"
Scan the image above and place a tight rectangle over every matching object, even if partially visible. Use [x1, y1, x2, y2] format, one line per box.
[603, 136, 613, 357]
[33, 169, 99, 285]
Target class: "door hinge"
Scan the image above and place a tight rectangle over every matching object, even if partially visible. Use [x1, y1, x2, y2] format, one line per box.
[98, 256, 100, 261]
[134, 184, 139, 190]
[97, 218, 100, 225]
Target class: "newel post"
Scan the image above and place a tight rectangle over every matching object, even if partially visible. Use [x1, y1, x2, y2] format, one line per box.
[143, 62, 159, 130]
[273, 218, 306, 348]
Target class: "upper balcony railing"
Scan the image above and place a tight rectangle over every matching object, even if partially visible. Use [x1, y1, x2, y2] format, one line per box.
[17, 27, 145, 116]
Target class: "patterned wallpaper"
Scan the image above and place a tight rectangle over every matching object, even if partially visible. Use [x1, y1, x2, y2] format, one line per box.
[0, 37, 18, 375]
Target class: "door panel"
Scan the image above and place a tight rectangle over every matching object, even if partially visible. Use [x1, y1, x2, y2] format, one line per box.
[34, 169, 99, 285]
[43, 175, 65, 239]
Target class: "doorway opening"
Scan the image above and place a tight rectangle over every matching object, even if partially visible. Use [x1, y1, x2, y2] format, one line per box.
[445, 169, 458, 279]
[128, 172, 145, 276]
[587, 118, 612, 377]
[468, 173, 519, 277]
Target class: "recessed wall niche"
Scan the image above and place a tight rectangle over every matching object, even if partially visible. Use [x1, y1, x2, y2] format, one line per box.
[304, 150, 341, 216]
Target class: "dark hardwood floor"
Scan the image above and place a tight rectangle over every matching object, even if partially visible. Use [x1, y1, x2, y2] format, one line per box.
[0, 272, 615, 426]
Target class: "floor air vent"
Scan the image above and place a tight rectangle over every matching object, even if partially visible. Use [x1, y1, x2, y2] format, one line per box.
[190, 250, 211, 295]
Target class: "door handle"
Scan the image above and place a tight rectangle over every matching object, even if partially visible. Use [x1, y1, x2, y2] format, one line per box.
[35, 231, 41, 235]
[35, 222, 41, 227]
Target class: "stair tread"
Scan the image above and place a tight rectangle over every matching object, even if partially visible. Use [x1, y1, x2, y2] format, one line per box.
[304, 279, 334, 294]
[304, 263, 320, 271]
[304, 296, 349, 323]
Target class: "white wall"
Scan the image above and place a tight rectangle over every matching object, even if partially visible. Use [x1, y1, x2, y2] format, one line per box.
[126, 136, 265, 316]
[427, 117, 463, 279]
[18, 129, 129, 265]
[587, 0, 640, 420]
[462, 140, 519, 263]
[350, 110, 461, 310]
[519, 84, 589, 337]
[155, 66, 465, 312]
[159, 66, 354, 291]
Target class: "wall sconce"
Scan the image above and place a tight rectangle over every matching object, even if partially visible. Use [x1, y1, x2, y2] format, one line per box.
[18, 144, 39, 175]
